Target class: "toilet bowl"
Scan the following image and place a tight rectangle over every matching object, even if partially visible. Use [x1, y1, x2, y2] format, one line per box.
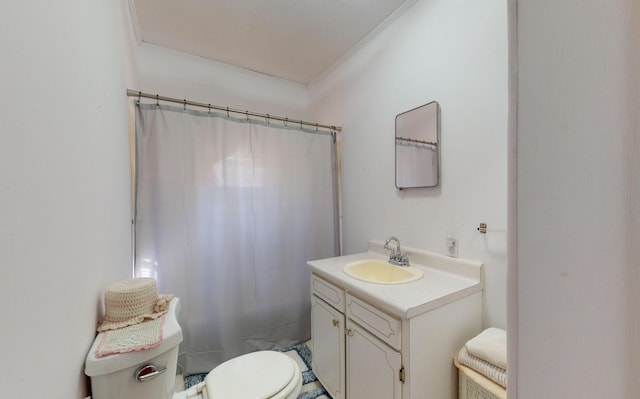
[85, 298, 302, 399]
[174, 351, 302, 399]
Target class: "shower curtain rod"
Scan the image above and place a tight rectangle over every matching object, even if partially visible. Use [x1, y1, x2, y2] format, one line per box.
[395, 136, 437, 147]
[127, 89, 342, 133]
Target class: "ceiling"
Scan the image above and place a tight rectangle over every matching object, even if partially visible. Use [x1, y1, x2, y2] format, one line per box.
[129, 0, 414, 85]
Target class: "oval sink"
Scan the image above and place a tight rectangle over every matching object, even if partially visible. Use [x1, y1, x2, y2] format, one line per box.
[343, 259, 424, 284]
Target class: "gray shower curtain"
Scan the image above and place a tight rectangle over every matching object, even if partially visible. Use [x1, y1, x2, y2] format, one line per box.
[134, 103, 339, 374]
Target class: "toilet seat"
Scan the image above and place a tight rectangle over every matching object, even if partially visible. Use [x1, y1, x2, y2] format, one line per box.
[204, 351, 301, 399]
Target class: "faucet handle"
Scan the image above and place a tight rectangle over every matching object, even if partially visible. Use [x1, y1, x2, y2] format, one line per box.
[384, 236, 410, 266]
[393, 250, 410, 266]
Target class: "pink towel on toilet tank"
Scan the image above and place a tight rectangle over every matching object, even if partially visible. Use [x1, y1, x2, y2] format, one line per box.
[95, 316, 165, 358]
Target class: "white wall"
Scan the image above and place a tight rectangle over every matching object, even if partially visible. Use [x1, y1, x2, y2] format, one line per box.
[0, 1, 133, 397]
[134, 43, 310, 121]
[308, 0, 509, 329]
[514, 0, 640, 397]
[6, 1, 635, 397]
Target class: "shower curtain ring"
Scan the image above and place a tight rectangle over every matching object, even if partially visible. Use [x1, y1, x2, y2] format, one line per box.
[226, 107, 230, 118]
[137, 91, 141, 103]
[316, 123, 319, 131]
[246, 111, 249, 121]
[156, 94, 159, 107]
[183, 99, 187, 111]
[266, 114, 270, 124]
[208, 104, 211, 114]
[284, 118, 288, 127]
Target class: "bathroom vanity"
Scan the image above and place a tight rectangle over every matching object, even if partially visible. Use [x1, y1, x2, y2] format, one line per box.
[307, 240, 484, 399]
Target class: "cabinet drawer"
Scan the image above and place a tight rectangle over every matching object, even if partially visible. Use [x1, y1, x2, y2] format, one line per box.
[311, 274, 345, 312]
[346, 294, 401, 350]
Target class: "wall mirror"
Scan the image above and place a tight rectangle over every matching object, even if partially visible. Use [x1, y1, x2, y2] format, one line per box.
[395, 101, 440, 189]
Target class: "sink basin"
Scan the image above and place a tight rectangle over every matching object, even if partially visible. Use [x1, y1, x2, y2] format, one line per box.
[343, 259, 424, 284]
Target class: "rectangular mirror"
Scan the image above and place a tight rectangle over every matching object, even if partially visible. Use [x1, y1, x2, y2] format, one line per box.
[395, 101, 440, 189]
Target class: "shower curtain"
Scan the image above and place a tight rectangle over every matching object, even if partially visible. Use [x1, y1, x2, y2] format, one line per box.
[134, 103, 339, 374]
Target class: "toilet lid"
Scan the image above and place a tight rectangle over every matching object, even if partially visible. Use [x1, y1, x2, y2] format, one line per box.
[205, 351, 296, 399]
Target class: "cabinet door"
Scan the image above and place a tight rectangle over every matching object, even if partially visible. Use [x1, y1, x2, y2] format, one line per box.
[346, 320, 402, 399]
[311, 295, 346, 399]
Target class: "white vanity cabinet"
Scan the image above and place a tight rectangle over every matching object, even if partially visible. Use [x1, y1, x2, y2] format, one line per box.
[308, 242, 484, 399]
[310, 275, 346, 399]
[312, 276, 403, 399]
[345, 293, 403, 399]
[345, 319, 402, 399]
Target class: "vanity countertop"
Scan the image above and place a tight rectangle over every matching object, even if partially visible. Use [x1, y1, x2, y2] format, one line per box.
[307, 240, 484, 319]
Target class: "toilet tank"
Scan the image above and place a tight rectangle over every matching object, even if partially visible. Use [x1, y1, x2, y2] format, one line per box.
[85, 298, 183, 399]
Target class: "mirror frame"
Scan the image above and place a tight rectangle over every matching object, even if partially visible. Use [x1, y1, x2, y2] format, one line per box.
[395, 100, 440, 189]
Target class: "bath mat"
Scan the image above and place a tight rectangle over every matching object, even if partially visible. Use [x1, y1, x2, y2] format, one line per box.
[95, 316, 165, 358]
[184, 341, 331, 399]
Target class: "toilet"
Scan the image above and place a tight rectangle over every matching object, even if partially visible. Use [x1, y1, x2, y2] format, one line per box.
[85, 298, 302, 399]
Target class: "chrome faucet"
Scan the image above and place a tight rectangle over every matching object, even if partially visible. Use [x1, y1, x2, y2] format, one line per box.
[383, 236, 410, 266]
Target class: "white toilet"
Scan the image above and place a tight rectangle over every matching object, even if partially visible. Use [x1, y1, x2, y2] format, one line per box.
[85, 298, 302, 399]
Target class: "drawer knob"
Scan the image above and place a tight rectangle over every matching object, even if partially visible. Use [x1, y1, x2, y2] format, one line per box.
[332, 319, 339, 327]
